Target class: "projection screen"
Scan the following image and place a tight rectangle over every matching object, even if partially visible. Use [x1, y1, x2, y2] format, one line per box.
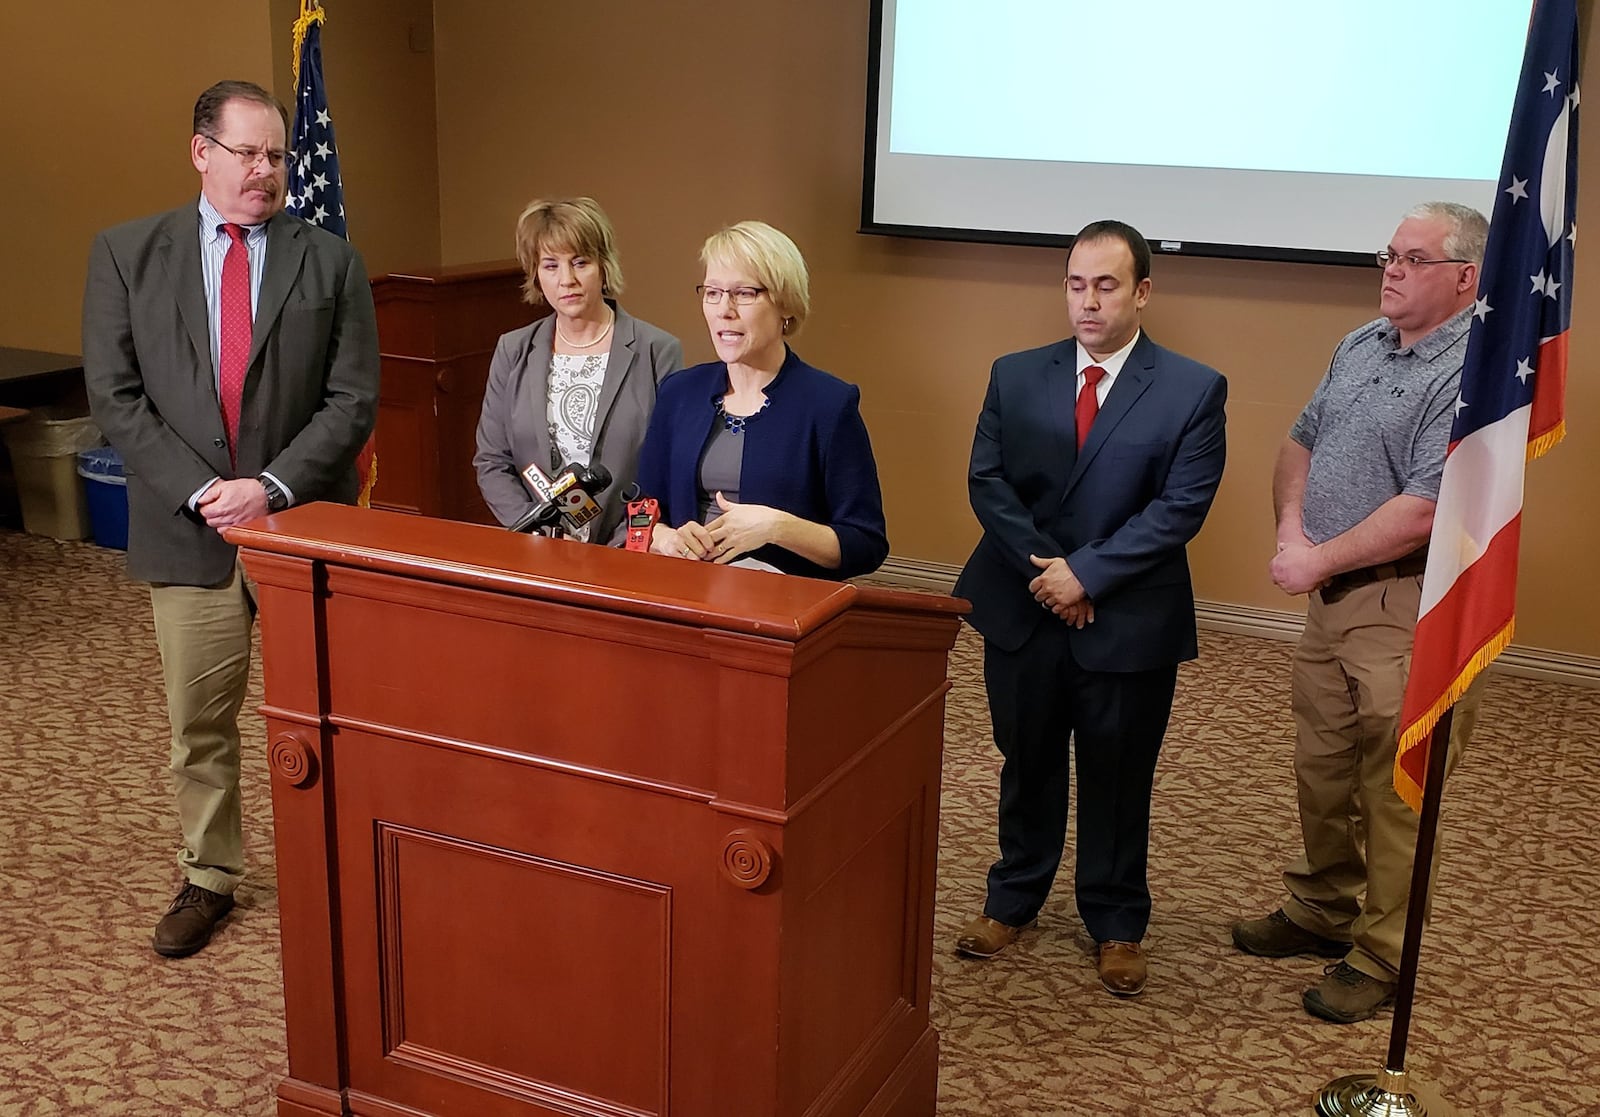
[862, 0, 1536, 265]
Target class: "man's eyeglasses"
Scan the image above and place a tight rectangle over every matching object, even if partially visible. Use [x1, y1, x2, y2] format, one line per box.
[1375, 250, 1470, 269]
[697, 285, 767, 306]
[203, 135, 289, 169]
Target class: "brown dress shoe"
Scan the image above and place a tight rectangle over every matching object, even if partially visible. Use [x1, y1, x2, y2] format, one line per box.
[1097, 940, 1147, 997]
[955, 915, 1032, 959]
[152, 883, 235, 958]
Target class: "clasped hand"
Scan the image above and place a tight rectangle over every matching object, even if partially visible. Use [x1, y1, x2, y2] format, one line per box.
[197, 478, 269, 529]
[652, 493, 782, 564]
[1268, 537, 1326, 596]
[1028, 554, 1094, 628]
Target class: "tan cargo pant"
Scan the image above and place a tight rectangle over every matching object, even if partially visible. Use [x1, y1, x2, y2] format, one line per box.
[1281, 573, 1483, 982]
[149, 563, 257, 896]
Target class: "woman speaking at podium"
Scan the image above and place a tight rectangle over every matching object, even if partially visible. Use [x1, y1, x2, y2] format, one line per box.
[474, 196, 683, 543]
[636, 221, 887, 580]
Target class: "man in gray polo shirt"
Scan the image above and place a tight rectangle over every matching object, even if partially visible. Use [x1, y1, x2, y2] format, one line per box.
[1232, 202, 1488, 1023]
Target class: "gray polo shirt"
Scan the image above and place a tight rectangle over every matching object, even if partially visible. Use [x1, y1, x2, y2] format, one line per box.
[1290, 306, 1472, 544]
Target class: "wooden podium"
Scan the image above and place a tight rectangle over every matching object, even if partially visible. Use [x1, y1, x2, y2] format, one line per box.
[226, 504, 965, 1117]
[369, 263, 533, 523]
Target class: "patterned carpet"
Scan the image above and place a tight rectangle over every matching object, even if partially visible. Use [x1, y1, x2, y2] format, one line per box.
[1, 527, 1597, 1116]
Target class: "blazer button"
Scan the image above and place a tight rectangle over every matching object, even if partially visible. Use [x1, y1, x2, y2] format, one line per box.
[213, 438, 226, 448]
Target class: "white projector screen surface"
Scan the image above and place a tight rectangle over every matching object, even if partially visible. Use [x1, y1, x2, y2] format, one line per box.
[863, 0, 1535, 263]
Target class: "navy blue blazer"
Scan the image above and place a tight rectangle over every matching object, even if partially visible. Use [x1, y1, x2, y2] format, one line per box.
[954, 333, 1227, 667]
[636, 348, 889, 580]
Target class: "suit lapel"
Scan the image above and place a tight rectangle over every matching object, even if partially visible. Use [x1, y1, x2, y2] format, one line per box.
[1043, 340, 1079, 469]
[591, 305, 637, 447]
[246, 213, 306, 374]
[520, 316, 558, 472]
[1062, 333, 1158, 499]
[158, 210, 212, 379]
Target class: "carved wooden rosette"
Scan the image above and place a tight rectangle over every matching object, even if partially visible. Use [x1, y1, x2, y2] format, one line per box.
[268, 733, 320, 789]
[719, 829, 775, 890]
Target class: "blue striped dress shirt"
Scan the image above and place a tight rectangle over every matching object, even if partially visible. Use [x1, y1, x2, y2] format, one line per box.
[191, 194, 292, 505]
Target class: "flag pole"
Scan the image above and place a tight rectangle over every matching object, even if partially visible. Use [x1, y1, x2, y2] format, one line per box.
[1314, 707, 1457, 1117]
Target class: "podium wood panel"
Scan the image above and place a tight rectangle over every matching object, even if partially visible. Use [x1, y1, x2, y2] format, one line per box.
[228, 505, 964, 1117]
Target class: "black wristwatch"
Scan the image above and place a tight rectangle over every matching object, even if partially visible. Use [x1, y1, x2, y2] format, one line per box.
[259, 475, 290, 513]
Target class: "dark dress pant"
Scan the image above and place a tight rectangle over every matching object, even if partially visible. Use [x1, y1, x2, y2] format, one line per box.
[981, 621, 1177, 944]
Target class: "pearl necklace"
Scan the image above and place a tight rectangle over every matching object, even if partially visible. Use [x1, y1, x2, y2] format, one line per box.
[555, 309, 615, 350]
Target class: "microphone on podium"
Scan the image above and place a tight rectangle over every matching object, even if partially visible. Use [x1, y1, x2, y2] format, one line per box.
[509, 462, 613, 535]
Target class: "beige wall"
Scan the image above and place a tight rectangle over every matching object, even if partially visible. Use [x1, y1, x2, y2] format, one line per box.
[433, 0, 1600, 656]
[0, 0, 438, 357]
[6, 1, 1596, 656]
[0, 3, 276, 353]
[303, 0, 441, 277]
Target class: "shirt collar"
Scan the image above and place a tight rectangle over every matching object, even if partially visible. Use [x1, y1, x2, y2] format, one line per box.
[197, 194, 269, 245]
[1076, 328, 1141, 380]
[1379, 305, 1473, 360]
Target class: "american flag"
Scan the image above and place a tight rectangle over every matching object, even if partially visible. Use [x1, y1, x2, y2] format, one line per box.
[1395, 0, 1577, 809]
[285, 1, 376, 504]
[286, 3, 346, 238]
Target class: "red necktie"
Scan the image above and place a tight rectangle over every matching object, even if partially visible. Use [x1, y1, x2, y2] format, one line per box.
[218, 223, 252, 470]
[1076, 365, 1106, 451]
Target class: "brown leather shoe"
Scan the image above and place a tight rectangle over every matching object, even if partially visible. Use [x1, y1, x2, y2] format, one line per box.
[1097, 940, 1147, 997]
[1232, 908, 1348, 959]
[1303, 962, 1396, 1024]
[152, 883, 235, 958]
[954, 915, 1032, 959]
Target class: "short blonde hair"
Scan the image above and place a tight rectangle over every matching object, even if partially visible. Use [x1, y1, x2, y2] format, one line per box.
[513, 197, 625, 307]
[700, 221, 811, 336]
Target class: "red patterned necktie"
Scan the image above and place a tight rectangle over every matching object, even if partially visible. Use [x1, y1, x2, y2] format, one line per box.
[1076, 364, 1106, 451]
[218, 223, 252, 469]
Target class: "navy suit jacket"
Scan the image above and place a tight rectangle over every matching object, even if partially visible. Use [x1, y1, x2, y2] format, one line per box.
[954, 332, 1227, 667]
[636, 348, 888, 580]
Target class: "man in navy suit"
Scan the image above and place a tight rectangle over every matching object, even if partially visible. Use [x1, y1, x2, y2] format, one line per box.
[952, 220, 1227, 996]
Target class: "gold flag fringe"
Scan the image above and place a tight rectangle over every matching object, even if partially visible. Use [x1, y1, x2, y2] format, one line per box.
[1528, 420, 1566, 462]
[291, 1, 326, 87]
[1393, 618, 1515, 811]
[358, 455, 377, 509]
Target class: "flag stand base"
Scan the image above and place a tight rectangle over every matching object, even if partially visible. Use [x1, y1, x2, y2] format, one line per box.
[1315, 1069, 1457, 1117]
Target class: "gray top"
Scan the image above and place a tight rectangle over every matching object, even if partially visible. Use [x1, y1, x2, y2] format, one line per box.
[472, 304, 684, 545]
[1291, 306, 1472, 544]
[697, 420, 745, 523]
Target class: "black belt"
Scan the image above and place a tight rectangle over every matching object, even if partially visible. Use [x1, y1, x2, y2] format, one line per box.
[1319, 551, 1428, 601]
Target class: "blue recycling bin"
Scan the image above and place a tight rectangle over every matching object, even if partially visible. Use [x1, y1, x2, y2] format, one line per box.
[77, 446, 128, 550]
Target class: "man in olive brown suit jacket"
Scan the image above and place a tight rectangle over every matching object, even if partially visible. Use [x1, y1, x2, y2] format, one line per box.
[83, 80, 378, 957]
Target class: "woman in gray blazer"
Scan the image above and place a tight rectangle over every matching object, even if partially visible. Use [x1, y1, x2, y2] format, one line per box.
[474, 196, 683, 543]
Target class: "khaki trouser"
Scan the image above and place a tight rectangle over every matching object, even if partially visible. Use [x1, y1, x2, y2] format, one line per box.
[149, 563, 257, 896]
[1281, 574, 1483, 982]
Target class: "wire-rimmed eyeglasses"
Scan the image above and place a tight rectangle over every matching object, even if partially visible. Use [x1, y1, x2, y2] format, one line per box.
[1376, 250, 1469, 269]
[203, 135, 289, 169]
[697, 285, 767, 306]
